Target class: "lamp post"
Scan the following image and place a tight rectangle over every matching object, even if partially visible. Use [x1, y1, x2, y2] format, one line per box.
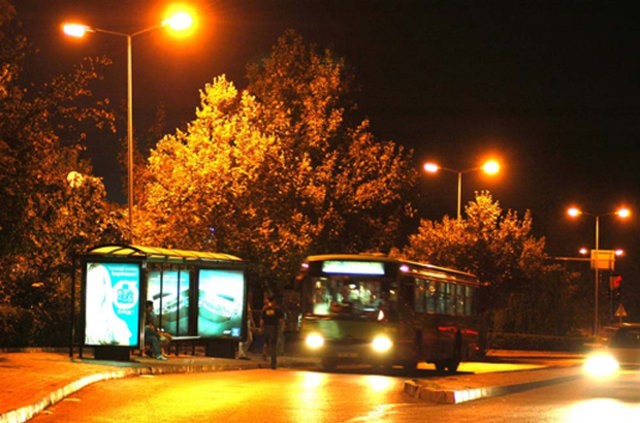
[62, 10, 194, 243]
[423, 159, 500, 219]
[567, 206, 631, 336]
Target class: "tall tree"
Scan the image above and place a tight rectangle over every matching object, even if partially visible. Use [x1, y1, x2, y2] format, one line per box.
[138, 75, 323, 288]
[246, 29, 417, 256]
[401, 192, 583, 335]
[0, 1, 121, 345]
[137, 30, 417, 292]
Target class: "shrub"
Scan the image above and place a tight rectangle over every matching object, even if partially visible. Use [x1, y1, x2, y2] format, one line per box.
[0, 306, 34, 347]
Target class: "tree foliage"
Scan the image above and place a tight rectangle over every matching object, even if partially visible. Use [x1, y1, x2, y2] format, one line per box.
[401, 191, 583, 335]
[0, 2, 122, 345]
[246, 30, 416, 255]
[137, 30, 417, 291]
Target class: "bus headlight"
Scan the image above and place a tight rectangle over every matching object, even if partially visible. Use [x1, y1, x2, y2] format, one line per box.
[305, 333, 325, 349]
[371, 335, 393, 353]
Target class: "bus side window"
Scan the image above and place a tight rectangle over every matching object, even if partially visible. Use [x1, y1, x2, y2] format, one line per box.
[455, 284, 465, 316]
[463, 286, 471, 316]
[435, 281, 446, 314]
[467, 286, 477, 316]
[413, 278, 425, 313]
[444, 282, 455, 315]
[425, 279, 436, 314]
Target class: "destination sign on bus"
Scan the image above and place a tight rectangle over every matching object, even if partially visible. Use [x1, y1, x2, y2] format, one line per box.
[321, 260, 385, 275]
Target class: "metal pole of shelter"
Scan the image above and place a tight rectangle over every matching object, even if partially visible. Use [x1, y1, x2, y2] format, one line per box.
[69, 256, 76, 358]
[456, 171, 462, 219]
[126, 34, 134, 243]
[593, 216, 600, 337]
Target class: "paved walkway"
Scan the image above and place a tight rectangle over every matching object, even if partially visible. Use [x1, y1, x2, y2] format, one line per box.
[0, 349, 583, 423]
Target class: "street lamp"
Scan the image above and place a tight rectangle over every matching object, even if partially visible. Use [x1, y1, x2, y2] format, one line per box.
[423, 159, 500, 219]
[567, 206, 631, 336]
[62, 7, 196, 242]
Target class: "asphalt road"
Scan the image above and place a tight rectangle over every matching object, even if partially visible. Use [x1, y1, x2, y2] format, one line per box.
[28, 360, 604, 423]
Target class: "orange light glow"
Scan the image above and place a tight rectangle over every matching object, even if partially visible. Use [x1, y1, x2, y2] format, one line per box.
[62, 23, 91, 38]
[616, 207, 631, 218]
[567, 207, 582, 218]
[423, 162, 439, 173]
[163, 4, 198, 38]
[363, 375, 394, 393]
[482, 159, 500, 175]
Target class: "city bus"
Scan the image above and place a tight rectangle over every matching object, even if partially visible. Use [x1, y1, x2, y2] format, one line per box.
[296, 254, 485, 372]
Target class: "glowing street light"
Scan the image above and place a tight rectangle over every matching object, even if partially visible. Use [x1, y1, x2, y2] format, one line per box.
[566, 206, 631, 335]
[164, 11, 193, 31]
[423, 159, 501, 219]
[62, 6, 196, 242]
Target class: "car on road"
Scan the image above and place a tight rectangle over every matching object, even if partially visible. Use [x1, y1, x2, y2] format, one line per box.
[583, 323, 640, 378]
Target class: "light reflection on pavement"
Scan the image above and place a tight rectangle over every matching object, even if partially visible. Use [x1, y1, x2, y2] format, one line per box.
[416, 361, 543, 373]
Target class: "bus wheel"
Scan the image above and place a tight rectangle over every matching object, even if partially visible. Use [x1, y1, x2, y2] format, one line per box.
[321, 358, 337, 372]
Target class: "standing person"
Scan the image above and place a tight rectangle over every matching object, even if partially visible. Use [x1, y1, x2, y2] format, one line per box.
[276, 307, 287, 355]
[144, 301, 167, 360]
[237, 303, 255, 360]
[260, 296, 285, 369]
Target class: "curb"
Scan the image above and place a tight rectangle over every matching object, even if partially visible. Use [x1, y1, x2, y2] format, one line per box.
[403, 371, 581, 404]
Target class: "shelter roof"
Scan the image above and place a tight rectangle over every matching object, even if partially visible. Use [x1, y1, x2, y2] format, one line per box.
[84, 244, 243, 265]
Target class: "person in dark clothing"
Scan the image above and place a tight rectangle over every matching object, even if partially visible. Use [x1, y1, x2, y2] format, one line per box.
[260, 296, 285, 369]
[144, 300, 167, 360]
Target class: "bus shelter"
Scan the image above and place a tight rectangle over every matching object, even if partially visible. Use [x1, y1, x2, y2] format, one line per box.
[72, 244, 247, 361]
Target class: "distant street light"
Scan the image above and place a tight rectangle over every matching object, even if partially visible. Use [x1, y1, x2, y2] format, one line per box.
[566, 206, 631, 336]
[62, 6, 196, 242]
[423, 159, 501, 219]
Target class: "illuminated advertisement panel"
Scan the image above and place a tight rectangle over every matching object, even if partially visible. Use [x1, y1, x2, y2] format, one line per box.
[147, 270, 190, 335]
[197, 269, 244, 338]
[84, 262, 140, 347]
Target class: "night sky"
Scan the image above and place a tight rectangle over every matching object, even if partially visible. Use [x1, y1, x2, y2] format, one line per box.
[14, 1, 640, 263]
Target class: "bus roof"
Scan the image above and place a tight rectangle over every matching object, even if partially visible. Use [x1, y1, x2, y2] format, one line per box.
[304, 253, 479, 283]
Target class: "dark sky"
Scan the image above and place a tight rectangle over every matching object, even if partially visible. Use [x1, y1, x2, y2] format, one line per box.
[14, 0, 640, 261]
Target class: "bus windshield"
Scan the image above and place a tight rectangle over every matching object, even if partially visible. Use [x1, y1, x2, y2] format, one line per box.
[304, 276, 388, 320]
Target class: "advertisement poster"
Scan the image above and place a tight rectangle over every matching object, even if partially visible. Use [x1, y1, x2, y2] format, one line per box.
[197, 269, 244, 338]
[84, 262, 140, 346]
[147, 270, 190, 334]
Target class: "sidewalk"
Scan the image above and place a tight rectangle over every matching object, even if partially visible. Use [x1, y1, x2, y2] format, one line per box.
[0, 349, 314, 423]
[0, 349, 583, 423]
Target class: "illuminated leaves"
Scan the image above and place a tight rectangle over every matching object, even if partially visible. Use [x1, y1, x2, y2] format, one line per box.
[402, 192, 580, 335]
[138, 31, 417, 289]
[139, 76, 279, 249]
